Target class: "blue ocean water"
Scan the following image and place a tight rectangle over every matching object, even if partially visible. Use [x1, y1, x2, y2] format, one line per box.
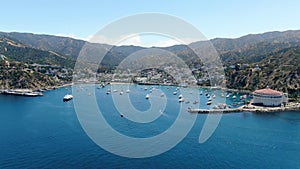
[0, 84, 300, 169]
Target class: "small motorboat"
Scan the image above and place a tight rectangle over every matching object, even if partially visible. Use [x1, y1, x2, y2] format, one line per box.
[173, 91, 177, 95]
[145, 94, 150, 99]
[63, 94, 73, 102]
[178, 94, 183, 99]
[179, 98, 185, 102]
[207, 101, 212, 105]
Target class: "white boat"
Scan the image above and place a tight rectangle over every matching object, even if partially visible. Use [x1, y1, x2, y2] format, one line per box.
[207, 101, 212, 105]
[208, 97, 213, 101]
[179, 98, 184, 102]
[193, 100, 199, 104]
[232, 95, 237, 99]
[120, 91, 124, 95]
[113, 89, 118, 93]
[178, 94, 183, 99]
[126, 89, 130, 93]
[63, 94, 73, 102]
[173, 91, 177, 95]
[145, 94, 150, 99]
[106, 90, 111, 94]
[226, 94, 230, 98]
[200, 91, 203, 95]
[212, 94, 216, 98]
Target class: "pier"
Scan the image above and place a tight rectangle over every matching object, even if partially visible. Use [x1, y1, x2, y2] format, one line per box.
[188, 103, 300, 114]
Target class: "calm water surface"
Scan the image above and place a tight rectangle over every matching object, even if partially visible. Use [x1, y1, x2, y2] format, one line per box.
[0, 85, 299, 168]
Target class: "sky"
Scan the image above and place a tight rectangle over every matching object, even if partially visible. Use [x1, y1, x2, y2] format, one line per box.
[1, 0, 300, 47]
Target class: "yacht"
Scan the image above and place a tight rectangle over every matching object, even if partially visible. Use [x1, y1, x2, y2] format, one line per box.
[63, 94, 73, 102]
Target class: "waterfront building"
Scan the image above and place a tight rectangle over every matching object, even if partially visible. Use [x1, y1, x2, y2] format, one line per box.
[252, 87, 287, 107]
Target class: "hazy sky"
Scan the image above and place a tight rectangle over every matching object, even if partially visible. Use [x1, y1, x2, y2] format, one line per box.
[1, 0, 299, 46]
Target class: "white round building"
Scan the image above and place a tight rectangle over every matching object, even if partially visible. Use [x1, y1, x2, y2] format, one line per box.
[252, 88, 287, 107]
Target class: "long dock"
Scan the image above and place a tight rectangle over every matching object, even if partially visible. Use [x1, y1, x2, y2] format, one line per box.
[188, 103, 300, 114]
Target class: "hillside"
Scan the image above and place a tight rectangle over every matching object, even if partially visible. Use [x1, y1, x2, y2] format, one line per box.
[226, 47, 300, 96]
[0, 36, 76, 68]
[0, 60, 59, 89]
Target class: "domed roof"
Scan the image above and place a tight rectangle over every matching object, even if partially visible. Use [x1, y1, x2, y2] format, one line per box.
[254, 88, 282, 96]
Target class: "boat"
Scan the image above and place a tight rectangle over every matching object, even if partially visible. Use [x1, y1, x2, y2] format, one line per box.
[120, 91, 124, 95]
[232, 95, 237, 99]
[206, 94, 210, 98]
[179, 98, 184, 102]
[212, 94, 216, 98]
[113, 89, 118, 93]
[199, 91, 203, 95]
[106, 90, 111, 94]
[63, 94, 73, 102]
[178, 94, 183, 99]
[193, 100, 199, 104]
[206, 101, 212, 105]
[173, 91, 177, 95]
[208, 97, 213, 101]
[145, 94, 150, 99]
[160, 93, 165, 97]
[126, 89, 130, 93]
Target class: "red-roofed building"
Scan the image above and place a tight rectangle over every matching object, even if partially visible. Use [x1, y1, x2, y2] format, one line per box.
[253, 87, 288, 106]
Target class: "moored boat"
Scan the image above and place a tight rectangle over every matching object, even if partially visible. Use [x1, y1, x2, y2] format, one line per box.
[63, 94, 73, 102]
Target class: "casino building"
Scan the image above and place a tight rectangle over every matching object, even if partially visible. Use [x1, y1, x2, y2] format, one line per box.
[252, 87, 288, 107]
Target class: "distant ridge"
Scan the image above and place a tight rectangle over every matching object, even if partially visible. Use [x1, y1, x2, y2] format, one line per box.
[0, 30, 299, 97]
